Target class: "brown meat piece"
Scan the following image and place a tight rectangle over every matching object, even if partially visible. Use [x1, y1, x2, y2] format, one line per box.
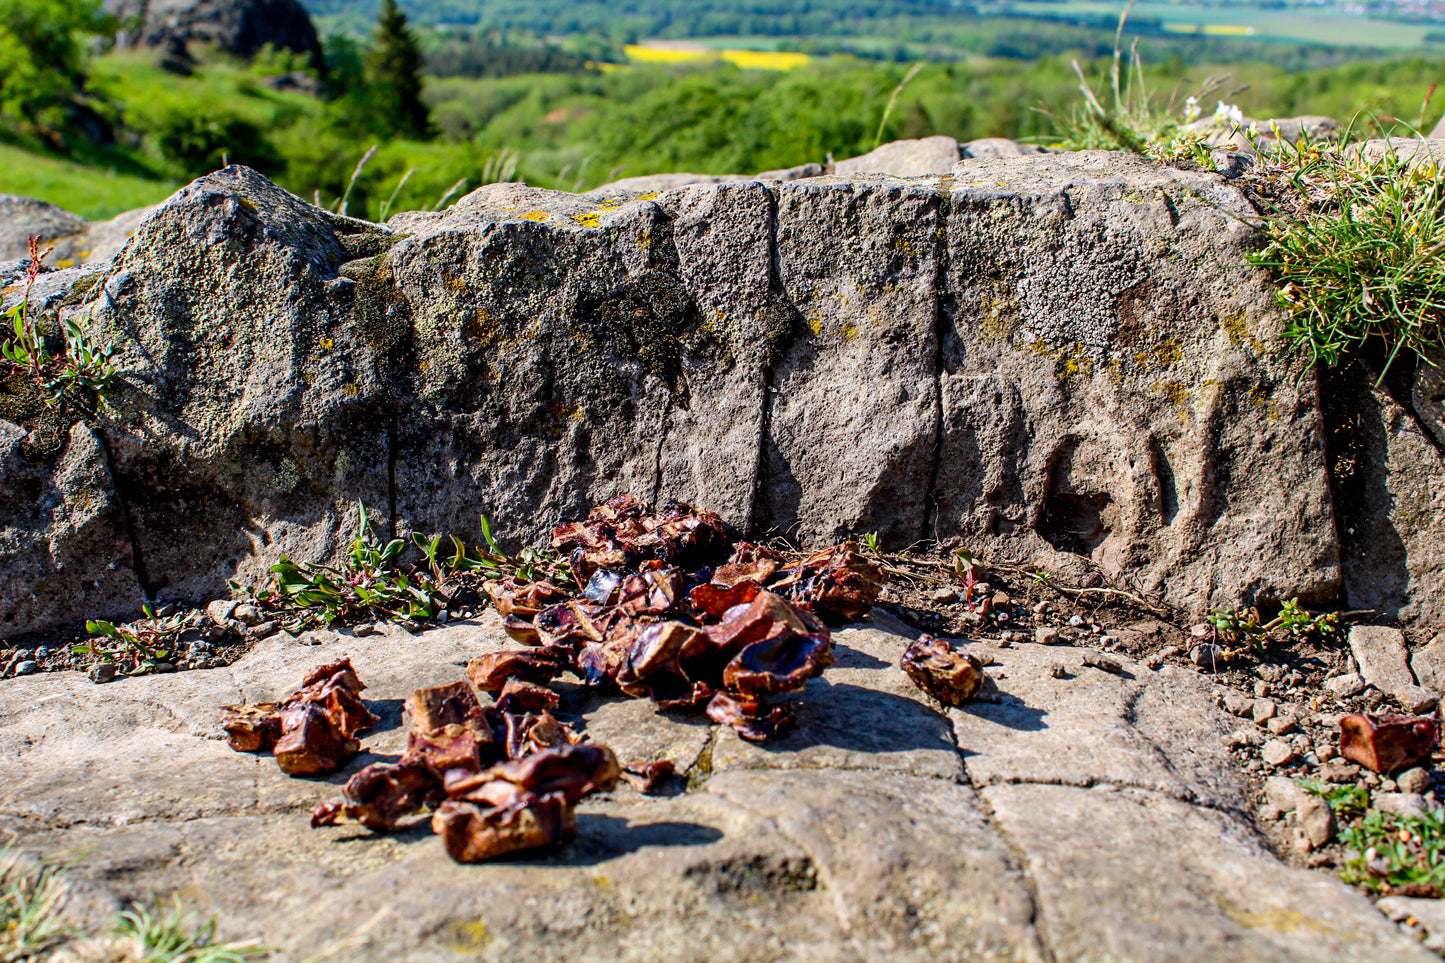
[706, 690, 796, 742]
[689, 580, 761, 621]
[1340, 713, 1439, 773]
[299, 658, 367, 694]
[302, 676, 379, 738]
[433, 793, 576, 862]
[407, 724, 494, 784]
[483, 577, 569, 619]
[535, 600, 612, 647]
[772, 543, 886, 624]
[405, 681, 487, 733]
[616, 621, 704, 701]
[467, 650, 567, 692]
[274, 703, 361, 776]
[449, 743, 621, 807]
[620, 759, 676, 794]
[310, 758, 441, 830]
[220, 702, 282, 752]
[496, 678, 561, 714]
[900, 635, 986, 706]
[700, 591, 828, 670]
[723, 631, 833, 697]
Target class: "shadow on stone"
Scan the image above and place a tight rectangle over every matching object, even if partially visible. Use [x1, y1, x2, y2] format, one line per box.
[761, 679, 958, 757]
[831, 641, 888, 670]
[535, 815, 724, 866]
[953, 693, 1049, 734]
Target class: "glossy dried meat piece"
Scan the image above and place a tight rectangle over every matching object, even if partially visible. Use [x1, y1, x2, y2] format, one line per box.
[535, 599, 612, 647]
[616, 621, 705, 700]
[451, 743, 621, 807]
[630, 501, 730, 567]
[1340, 713, 1439, 774]
[467, 649, 568, 692]
[299, 658, 367, 694]
[689, 579, 761, 621]
[723, 631, 833, 697]
[703, 591, 827, 664]
[773, 543, 886, 625]
[408, 723, 493, 783]
[620, 759, 676, 794]
[220, 702, 282, 752]
[405, 681, 486, 733]
[900, 635, 986, 706]
[499, 709, 580, 760]
[706, 690, 795, 742]
[617, 566, 686, 617]
[496, 677, 561, 714]
[303, 677, 379, 739]
[433, 792, 576, 862]
[274, 703, 361, 776]
[576, 639, 630, 687]
[483, 577, 569, 619]
[311, 758, 441, 830]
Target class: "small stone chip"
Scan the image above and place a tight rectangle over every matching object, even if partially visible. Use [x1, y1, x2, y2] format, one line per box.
[1324, 673, 1368, 699]
[1049, 663, 1069, 679]
[1261, 739, 1297, 768]
[1082, 654, 1122, 674]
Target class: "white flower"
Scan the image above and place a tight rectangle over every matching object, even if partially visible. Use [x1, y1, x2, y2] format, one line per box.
[1183, 95, 1201, 123]
[1214, 101, 1244, 127]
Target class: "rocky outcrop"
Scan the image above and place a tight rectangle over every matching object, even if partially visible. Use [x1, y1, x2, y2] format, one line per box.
[0, 155, 1354, 637]
[106, 0, 322, 61]
[0, 611, 1429, 962]
[0, 195, 88, 261]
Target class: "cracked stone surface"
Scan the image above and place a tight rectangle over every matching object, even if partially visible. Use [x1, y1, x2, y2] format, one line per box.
[0, 610, 1430, 962]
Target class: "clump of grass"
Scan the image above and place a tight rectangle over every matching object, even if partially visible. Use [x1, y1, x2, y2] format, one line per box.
[0, 845, 75, 961]
[105, 901, 269, 963]
[1042, 0, 1226, 159]
[1299, 780, 1445, 896]
[1247, 141, 1445, 381]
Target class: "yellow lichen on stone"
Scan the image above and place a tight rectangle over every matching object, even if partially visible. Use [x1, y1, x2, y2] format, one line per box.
[840, 321, 859, 342]
[571, 212, 602, 228]
[1135, 337, 1183, 371]
[638, 192, 659, 201]
[343, 383, 359, 397]
[520, 211, 550, 222]
[443, 920, 492, 952]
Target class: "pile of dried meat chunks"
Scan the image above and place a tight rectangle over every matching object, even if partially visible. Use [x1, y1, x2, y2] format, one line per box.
[221, 495, 886, 862]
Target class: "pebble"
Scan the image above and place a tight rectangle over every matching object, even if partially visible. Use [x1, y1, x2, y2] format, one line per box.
[34, 647, 48, 659]
[353, 622, 378, 637]
[1082, 654, 1123, 675]
[1224, 728, 1265, 749]
[992, 591, 1011, 608]
[1316, 743, 1337, 762]
[1254, 680, 1271, 698]
[244, 621, 277, 640]
[1258, 803, 1283, 822]
[88, 662, 117, 684]
[1049, 663, 1069, 679]
[1324, 673, 1368, 699]
[232, 603, 264, 626]
[1258, 663, 1286, 684]
[1190, 644, 1220, 669]
[931, 588, 959, 603]
[1033, 601, 1051, 615]
[1298, 796, 1336, 847]
[1035, 627, 1064, 645]
[1261, 739, 1297, 767]
[1068, 615, 1085, 627]
[1267, 715, 1298, 736]
[1398, 768, 1432, 795]
[1190, 623, 1211, 638]
[13, 661, 37, 676]
[1252, 699, 1278, 723]
[153, 663, 177, 674]
[1374, 792, 1431, 818]
[206, 599, 239, 625]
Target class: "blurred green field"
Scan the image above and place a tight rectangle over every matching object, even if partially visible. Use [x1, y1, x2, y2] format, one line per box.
[1010, 1, 1436, 48]
[0, 143, 177, 219]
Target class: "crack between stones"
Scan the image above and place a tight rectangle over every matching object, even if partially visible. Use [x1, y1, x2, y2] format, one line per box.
[745, 184, 785, 535]
[94, 426, 155, 600]
[921, 190, 951, 544]
[942, 710, 1059, 963]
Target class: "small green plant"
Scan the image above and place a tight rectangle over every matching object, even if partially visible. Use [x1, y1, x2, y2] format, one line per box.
[78, 605, 197, 676]
[1248, 143, 1445, 381]
[1299, 779, 1370, 819]
[1030, 569, 1054, 588]
[1338, 805, 1445, 896]
[860, 531, 882, 555]
[1206, 597, 1338, 654]
[244, 503, 443, 632]
[112, 900, 269, 962]
[0, 844, 74, 961]
[2, 235, 117, 410]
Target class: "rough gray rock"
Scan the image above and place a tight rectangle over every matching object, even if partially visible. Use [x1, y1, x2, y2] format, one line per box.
[106, 0, 322, 60]
[0, 194, 88, 260]
[1333, 382, 1445, 637]
[1347, 625, 1434, 711]
[1412, 635, 1445, 695]
[0, 611, 1429, 962]
[599, 163, 825, 194]
[961, 137, 1049, 159]
[833, 135, 963, 176]
[1, 154, 1344, 635]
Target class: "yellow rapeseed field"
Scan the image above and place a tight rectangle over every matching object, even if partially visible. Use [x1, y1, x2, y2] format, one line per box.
[623, 44, 810, 70]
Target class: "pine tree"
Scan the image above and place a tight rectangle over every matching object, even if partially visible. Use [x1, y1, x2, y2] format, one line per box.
[365, 0, 429, 139]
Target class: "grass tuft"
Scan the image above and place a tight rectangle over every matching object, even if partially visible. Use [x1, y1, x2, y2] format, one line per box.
[1, 845, 74, 961]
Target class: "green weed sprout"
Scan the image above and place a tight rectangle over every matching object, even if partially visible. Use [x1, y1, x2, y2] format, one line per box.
[114, 900, 269, 962]
[0, 845, 74, 961]
[2, 235, 116, 410]
[78, 605, 198, 676]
